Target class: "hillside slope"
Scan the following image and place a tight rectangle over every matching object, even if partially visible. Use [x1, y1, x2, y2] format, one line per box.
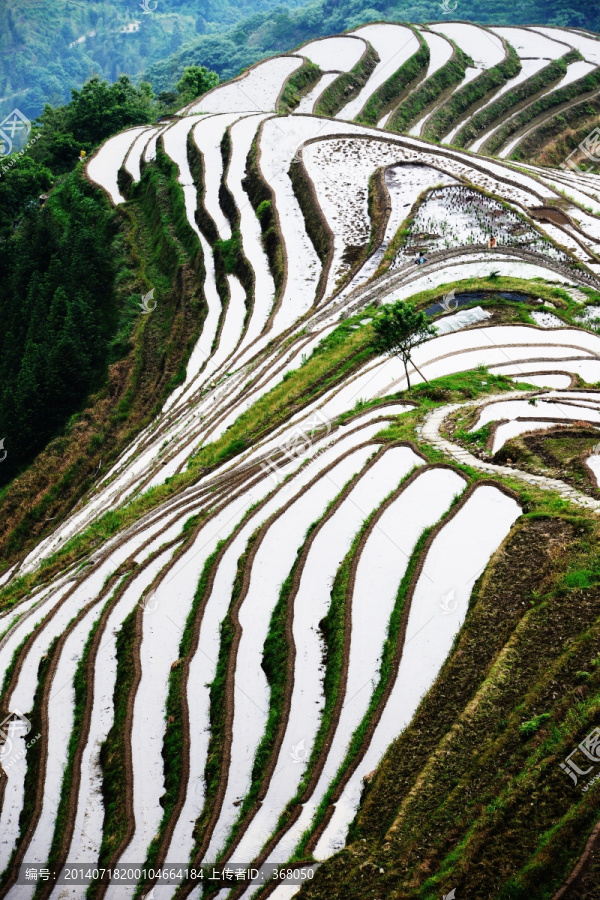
[1, 19, 600, 900]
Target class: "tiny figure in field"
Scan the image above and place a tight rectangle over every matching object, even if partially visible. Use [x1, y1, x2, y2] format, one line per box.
[488, 235, 497, 249]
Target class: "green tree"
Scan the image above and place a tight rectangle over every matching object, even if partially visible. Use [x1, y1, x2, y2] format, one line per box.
[0, 156, 53, 238]
[175, 65, 219, 103]
[372, 300, 436, 390]
[31, 76, 155, 175]
[0, 172, 117, 484]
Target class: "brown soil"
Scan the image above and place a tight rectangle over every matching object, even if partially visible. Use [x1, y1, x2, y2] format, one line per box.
[494, 425, 600, 498]
[529, 206, 574, 227]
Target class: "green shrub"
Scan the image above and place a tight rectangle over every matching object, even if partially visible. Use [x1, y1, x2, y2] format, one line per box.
[214, 233, 242, 275]
[519, 713, 551, 737]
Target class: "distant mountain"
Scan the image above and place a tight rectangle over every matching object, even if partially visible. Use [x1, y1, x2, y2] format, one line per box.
[0, 0, 306, 119]
[144, 0, 600, 92]
[2, 0, 599, 121]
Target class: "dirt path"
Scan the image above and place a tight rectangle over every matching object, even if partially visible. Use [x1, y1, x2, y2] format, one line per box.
[421, 389, 600, 513]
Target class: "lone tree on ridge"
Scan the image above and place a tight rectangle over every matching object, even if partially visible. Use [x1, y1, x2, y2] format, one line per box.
[372, 300, 436, 390]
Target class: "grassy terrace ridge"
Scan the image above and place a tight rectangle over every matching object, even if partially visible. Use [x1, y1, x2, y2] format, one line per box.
[355, 27, 429, 127]
[517, 93, 600, 168]
[243, 131, 285, 297]
[135, 535, 220, 892]
[422, 42, 522, 143]
[1, 277, 596, 618]
[314, 41, 379, 118]
[327, 170, 389, 298]
[186, 529, 263, 870]
[288, 149, 334, 302]
[484, 61, 600, 157]
[278, 59, 322, 113]
[33, 598, 111, 900]
[216, 525, 315, 854]
[91, 606, 138, 898]
[0, 637, 56, 894]
[214, 129, 255, 328]
[386, 42, 471, 134]
[452, 50, 578, 149]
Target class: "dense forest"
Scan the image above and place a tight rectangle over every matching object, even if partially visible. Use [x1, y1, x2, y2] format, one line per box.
[0, 175, 118, 485]
[0, 71, 212, 486]
[2, 0, 599, 120]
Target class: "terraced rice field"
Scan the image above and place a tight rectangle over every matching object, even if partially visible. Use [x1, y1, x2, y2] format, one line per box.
[3, 18, 600, 900]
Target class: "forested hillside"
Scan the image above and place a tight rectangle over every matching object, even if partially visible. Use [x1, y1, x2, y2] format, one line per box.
[2, 0, 600, 119]
[0, 71, 211, 496]
[0, 0, 301, 119]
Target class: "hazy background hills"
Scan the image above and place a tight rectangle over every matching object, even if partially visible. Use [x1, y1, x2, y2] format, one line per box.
[2, 0, 599, 120]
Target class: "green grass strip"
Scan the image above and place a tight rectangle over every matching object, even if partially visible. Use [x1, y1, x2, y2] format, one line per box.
[315, 42, 379, 118]
[386, 44, 471, 134]
[452, 52, 574, 149]
[243, 133, 284, 294]
[91, 606, 138, 895]
[356, 29, 429, 126]
[423, 43, 521, 143]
